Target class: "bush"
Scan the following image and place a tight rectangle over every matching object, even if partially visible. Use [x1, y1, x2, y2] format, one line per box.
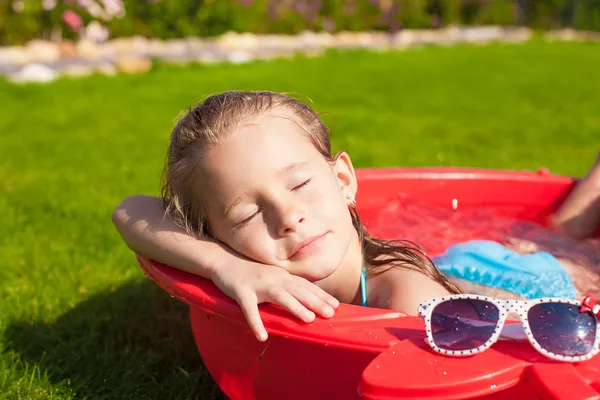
[1, 0, 599, 46]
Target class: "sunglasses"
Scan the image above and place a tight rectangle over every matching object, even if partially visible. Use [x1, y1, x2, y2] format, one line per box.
[418, 294, 600, 362]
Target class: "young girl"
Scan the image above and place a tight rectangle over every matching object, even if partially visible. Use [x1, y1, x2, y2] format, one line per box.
[112, 90, 460, 341]
[113, 90, 600, 341]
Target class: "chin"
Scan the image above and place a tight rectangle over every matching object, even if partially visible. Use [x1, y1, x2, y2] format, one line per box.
[291, 256, 342, 282]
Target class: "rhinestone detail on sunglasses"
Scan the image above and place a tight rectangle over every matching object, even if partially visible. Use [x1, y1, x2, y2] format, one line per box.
[418, 294, 600, 363]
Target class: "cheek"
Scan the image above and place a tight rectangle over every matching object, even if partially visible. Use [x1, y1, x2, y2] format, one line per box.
[308, 185, 353, 238]
[311, 176, 347, 218]
[227, 225, 274, 260]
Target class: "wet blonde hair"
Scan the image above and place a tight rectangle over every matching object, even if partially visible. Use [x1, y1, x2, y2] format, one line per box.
[161, 90, 461, 294]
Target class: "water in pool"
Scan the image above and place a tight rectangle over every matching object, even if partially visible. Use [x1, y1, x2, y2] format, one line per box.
[368, 198, 600, 300]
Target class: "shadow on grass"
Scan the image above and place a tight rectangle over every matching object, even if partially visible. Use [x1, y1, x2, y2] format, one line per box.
[4, 279, 226, 399]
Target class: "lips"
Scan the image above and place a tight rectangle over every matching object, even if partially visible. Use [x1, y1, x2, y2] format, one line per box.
[289, 233, 328, 260]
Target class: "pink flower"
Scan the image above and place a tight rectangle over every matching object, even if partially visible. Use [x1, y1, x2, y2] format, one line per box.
[63, 10, 84, 31]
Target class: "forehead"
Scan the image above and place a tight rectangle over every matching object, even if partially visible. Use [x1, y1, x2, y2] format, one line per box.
[194, 113, 323, 204]
[215, 112, 319, 166]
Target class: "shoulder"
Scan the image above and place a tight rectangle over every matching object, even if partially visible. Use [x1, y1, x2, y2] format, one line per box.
[368, 264, 452, 315]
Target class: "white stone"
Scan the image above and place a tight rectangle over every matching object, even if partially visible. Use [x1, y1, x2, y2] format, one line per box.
[61, 64, 94, 77]
[393, 30, 416, 48]
[96, 62, 117, 76]
[9, 63, 57, 83]
[164, 39, 189, 56]
[25, 40, 60, 63]
[0, 46, 30, 65]
[296, 30, 321, 48]
[194, 51, 223, 64]
[115, 55, 152, 73]
[235, 32, 260, 51]
[503, 27, 532, 43]
[335, 31, 361, 48]
[227, 50, 253, 64]
[108, 36, 149, 56]
[217, 31, 240, 50]
[185, 36, 207, 53]
[146, 38, 168, 57]
[314, 31, 336, 48]
[76, 39, 102, 60]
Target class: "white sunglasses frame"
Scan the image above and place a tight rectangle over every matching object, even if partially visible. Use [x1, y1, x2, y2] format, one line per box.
[417, 294, 600, 363]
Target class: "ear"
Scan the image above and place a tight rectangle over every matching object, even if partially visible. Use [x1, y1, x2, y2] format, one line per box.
[331, 151, 358, 204]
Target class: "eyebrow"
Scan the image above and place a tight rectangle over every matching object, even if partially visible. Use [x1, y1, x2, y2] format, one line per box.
[278, 161, 308, 175]
[223, 161, 309, 217]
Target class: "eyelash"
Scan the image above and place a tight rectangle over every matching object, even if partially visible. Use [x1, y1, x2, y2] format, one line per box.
[293, 178, 311, 191]
[236, 179, 312, 227]
[237, 210, 260, 226]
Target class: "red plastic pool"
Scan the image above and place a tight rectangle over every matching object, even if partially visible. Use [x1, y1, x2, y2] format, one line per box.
[136, 167, 600, 400]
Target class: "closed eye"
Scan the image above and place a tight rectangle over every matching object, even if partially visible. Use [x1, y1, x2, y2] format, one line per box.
[292, 178, 311, 191]
[236, 209, 260, 226]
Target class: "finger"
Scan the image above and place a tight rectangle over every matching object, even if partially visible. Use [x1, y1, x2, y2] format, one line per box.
[291, 287, 335, 318]
[304, 281, 340, 309]
[289, 276, 339, 311]
[238, 294, 269, 342]
[285, 284, 336, 318]
[268, 289, 316, 323]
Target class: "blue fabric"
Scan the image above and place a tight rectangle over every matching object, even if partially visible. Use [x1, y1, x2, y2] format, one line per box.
[433, 240, 577, 299]
[360, 267, 367, 307]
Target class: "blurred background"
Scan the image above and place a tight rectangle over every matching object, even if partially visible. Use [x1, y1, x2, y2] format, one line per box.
[1, 1, 599, 399]
[2, 0, 600, 44]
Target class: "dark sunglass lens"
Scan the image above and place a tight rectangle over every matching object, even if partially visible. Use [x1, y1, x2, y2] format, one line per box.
[430, 299, 500, 351]
[528, 303, 597, 357]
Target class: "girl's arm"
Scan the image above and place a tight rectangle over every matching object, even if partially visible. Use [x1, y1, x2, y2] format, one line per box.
[112, 195, 222, 279]
[551, 152, 600, 239]
[112, 195, 339, 341]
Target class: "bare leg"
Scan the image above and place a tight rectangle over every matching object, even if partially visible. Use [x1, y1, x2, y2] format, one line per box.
[551, 152, 600, 240]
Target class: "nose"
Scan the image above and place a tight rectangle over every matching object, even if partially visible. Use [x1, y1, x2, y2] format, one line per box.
[275, 204, 305, 237]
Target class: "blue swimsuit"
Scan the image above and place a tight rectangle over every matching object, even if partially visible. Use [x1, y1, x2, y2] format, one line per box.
[360, 266, 367, 307]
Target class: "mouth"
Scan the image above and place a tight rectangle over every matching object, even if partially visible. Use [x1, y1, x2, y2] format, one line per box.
[289, 232, 328, 260]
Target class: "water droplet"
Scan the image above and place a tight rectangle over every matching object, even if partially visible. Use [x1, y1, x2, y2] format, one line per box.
[452, 199, 458, 210]
[490, 384, 497, 389]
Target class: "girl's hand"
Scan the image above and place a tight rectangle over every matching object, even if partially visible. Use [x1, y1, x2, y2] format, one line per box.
[111, 195, 339, 341]
[210, 255, 339, 342]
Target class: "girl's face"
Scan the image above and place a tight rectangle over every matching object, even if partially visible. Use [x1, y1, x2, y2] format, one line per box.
[195, 112, 359, 281]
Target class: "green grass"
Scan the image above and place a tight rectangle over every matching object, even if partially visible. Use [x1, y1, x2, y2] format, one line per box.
[1, 39, 599, 399]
